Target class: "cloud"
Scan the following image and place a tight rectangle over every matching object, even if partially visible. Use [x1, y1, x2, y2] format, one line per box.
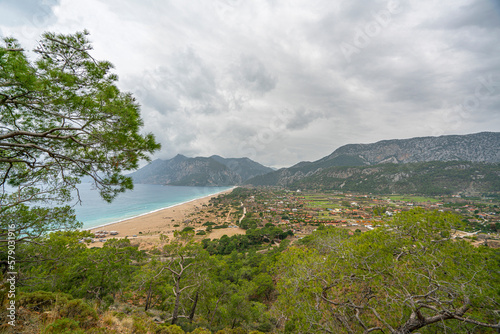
[423, 1, 500, 30]
[285, 107, 329, 131]
[126, 48, 225, 115]
[0, 0, 59, 27]
[1, 0, 499, 168]
[231, 55, 277, 94]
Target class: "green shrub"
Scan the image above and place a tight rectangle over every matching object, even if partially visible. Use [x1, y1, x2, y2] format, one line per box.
[213, 224, 228, 230]
[102, 294, 114, 310]
[230, 328, 247, 334]
[115, 312, 127, 320]
[189, 328, 211, 334]
[18, 291, 72, 312]
[58, 298, 98, 329]
[132, 316, 149, 333]
[253, 321, 272, 333]
[86, 328, 120, 334]
[156, 324, 186, 334]
[215, 329, 247, 334]
[43, 318, 84, 334]
[284, 320, 296, 333]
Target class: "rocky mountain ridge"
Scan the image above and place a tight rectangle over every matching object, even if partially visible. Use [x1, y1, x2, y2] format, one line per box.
[321, 131, 500, 165]
[287, 161, 500, 195]
[129, 154, 273, 186]
[246, 132, 500, 187]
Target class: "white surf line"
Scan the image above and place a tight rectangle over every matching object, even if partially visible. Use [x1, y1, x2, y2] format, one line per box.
[83, 187, 236, 231]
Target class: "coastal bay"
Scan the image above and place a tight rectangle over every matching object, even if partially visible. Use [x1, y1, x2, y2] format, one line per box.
[87, 187, 246, 248]
[73, 183, 233, 229]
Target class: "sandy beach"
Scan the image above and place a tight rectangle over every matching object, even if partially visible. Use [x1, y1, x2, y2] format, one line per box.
[88, 188, 246, 248]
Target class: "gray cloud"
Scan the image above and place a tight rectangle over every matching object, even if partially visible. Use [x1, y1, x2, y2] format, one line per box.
[1, 0, 499, 168]
[423, 1, 500, 30]
[127, 48, 225, 116]
[170, 48, 217, 101]
[285, 107, 329, 131]
[231, 55, 277, 94]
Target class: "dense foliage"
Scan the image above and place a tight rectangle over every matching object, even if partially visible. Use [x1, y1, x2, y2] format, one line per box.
[274, 208, 500, 333]
[0, 230, 285, 333]
[0, 31, 160, 259]
[0, 208, 497, 333]
[202, 226, 292, 255]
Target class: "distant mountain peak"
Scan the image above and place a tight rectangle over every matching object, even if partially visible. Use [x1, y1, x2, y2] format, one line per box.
[324, 132, 500, 165]
[130, 154, 273, 186]
[173, 153, 187, 159]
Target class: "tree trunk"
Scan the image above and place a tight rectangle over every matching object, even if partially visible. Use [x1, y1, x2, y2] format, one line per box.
[210, 292, 226, 326]
[171, 278, 181, 325]
[394, 310, 430, 334]
[145, 282, 152, 311]
[188, 291, 199, 323]
[394, 309, 459, 334]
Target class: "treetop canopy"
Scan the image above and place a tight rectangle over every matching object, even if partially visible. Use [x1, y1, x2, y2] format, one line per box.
[0, 30, 160, 205]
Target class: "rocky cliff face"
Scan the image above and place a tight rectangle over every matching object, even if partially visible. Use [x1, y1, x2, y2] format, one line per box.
[287, 161, 500, 196]
[129, 154, 273, 186]
[324, 132, 500, 165]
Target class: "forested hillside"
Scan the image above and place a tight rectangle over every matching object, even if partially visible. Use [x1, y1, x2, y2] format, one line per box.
[3, 198, 499, 334]
[288, 161, 500, 195]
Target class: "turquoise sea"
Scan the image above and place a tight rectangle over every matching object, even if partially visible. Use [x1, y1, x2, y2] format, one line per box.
[71, 183, 233, 230]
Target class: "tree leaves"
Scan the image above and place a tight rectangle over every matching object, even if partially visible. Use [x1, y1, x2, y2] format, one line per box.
[1, 30, 160, 202]
[274, 209, 500, 333]
[0, 31, 160, 260]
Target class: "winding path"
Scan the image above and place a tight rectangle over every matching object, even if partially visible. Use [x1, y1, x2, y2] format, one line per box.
[239, 202, 246, 224]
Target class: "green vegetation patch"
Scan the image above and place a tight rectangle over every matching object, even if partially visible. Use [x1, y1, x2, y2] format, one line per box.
[388, 195, 440, 203]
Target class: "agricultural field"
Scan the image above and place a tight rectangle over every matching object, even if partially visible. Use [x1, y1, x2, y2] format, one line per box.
[388, 195, 441, 203]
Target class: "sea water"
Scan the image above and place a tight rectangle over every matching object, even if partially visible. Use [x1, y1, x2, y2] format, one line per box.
[71, 183, 233, 230]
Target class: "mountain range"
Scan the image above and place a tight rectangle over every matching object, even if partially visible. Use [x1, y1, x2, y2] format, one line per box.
[286, 161, 500, 196]
[129, 154, 273, 186]
[129, 132, 500, 193]
[245, 132, 500, 187]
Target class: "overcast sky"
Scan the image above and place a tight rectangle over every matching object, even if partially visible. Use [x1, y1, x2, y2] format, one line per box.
[1, 0, 499, 168]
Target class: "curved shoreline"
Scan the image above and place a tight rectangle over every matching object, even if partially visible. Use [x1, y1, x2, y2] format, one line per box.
[86, 187, 235, 232]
